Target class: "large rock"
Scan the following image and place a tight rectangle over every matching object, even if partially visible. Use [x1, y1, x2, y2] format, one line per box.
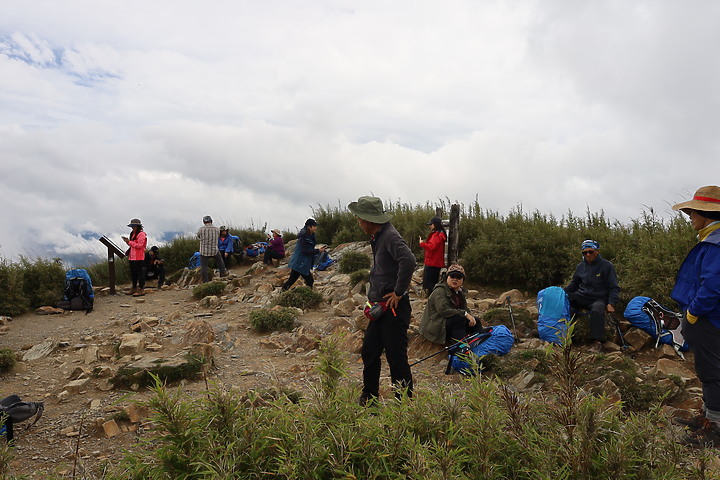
[181, 320, 215, 346]
[22, 338, 58, 362]
[334, 298, 358, 317]
[119, 333, 147, 355]
[650, 358, 696, 382]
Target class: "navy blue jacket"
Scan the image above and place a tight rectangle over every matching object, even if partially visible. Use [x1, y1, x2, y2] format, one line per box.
[288, 227, 319, 276]
[671, 227, 720, 329]
[565, 255, 620, 305]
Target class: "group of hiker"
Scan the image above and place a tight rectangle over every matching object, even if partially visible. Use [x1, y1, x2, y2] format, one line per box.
[119, 185, 720, 447]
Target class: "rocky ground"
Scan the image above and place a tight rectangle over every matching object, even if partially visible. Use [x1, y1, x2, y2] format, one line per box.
[0, 241, 713, 478]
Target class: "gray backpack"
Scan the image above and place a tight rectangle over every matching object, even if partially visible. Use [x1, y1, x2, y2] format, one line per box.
[0, 395, 44, 442]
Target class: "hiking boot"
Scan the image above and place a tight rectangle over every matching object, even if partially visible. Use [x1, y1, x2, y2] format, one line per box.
[673, 414, 710, 431]
[678, 421, 720, 447]
[587, 341, 605, 354]
[126, 287, 136, 296]
[358, 394, 378, 407]
[133, 289, 145, 297]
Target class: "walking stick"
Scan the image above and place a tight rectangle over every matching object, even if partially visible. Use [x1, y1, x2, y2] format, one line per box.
[506, 297, 520, 343]
[410, 331, 491, 367]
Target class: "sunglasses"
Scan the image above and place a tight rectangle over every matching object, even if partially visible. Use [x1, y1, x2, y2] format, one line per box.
[448, 273, 465, 279]
[582, 250, 597, 256]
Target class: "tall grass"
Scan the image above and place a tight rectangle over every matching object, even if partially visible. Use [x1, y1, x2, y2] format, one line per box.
[97, 338, 703, 479]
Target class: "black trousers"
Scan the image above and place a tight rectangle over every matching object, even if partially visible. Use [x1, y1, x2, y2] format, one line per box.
[683, 317, 720, 415]
[445, 314, 483, 343]
[422, 266, 441, 293]
[567, 292, 606, 341]
[146, 264, 165, 287]
[361, 294, 413, 401]
[282, 269, 314, 291]
[129, 260, 146, 290]
[263, 250, 285, 265]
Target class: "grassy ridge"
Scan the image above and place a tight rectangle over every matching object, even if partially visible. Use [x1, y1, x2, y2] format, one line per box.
[0, 204, 695, 316]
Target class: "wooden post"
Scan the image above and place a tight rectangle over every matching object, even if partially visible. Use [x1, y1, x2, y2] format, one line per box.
[447, 204, 460, 265]
[98, 236, 126, 294]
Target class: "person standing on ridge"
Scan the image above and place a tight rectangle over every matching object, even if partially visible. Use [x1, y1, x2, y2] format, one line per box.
[122, 218, 147, 296]
[419, 216, 447, 296]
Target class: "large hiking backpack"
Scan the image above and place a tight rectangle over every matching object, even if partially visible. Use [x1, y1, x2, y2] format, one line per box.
[314, 250, 334, 271]
[537, 286, 571, 344]
[231, 235, 242, 253]
[245, 242, 267, 258]
[0, 395, 44, 442]
[449, 325, 515, 375]
[57, 268, 94, 313]
[189, 252, 201, 269]
[624, 296, 688, 355]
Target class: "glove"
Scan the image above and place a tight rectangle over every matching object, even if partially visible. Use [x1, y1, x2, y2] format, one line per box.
[686, 311, 699, 325]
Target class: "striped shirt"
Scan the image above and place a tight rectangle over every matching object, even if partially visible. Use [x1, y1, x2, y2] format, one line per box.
[197, 224, 220, 256]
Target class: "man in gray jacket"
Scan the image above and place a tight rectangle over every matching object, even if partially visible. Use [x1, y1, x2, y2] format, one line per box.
[349, 196, 416, 405]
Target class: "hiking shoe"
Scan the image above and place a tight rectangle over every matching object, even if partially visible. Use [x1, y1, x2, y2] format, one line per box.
[678, 422, 720, 447]
[673, 414, 710, 431]
[587, 341, 605, 354]
[133, 289, 145, 297]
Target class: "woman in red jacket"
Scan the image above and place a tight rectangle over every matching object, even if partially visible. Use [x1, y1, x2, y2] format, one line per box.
[419, 216, 447, 296]
[122, 218, 148, 296]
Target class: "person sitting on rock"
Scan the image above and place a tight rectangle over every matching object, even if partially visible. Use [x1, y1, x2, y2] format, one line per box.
[145, 246, 166, 288]
[264, 229, 285, 266]
[218, 226, 234, 269]
[419, 264, 486, 344]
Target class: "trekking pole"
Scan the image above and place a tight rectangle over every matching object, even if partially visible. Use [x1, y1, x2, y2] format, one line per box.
[506, 297, 520, 343]
[409, 331, 486, 367]
[608, 312, 629, 349]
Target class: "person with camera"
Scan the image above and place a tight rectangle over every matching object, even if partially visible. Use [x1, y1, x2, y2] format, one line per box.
[282, 219, 324, 290]
[670, 186, 720, 446]
[264, 229, 286, 266]
[145, 245, 165, 288]
[419, 216, 447, 297]
[122, 218, 147, 296]
[349, 196, 416, 406]
[419, 264, 485, 345]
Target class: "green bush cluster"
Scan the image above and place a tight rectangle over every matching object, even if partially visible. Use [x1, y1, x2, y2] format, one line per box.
[0, 348, 17, 372]
[338, 250, 371, 273]
[275, 286, 323, 310]
[99, 339, 703, 480]
[349, 269, 369, 287]
[192, 281, 227, 299]
[248, 307, 297, 332]
[0, 257, 65, 316]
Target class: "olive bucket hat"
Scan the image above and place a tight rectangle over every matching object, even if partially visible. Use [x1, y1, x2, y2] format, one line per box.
[348, 196, 393, 224]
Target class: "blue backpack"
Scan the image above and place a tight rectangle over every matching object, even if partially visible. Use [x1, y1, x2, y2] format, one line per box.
[57, 268, 94, 313]
[537, 286, 570, 344]
[189, 252, 201, 269]
[449, 325, 515, 374]
[314, 250, 334, 271]
[624, 296, 688, 352]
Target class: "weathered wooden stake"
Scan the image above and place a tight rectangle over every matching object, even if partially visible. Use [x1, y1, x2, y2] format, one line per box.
[447, 204, 460, 265]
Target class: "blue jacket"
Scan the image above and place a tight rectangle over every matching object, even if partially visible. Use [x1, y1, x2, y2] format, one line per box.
[218, 235, 234, 254]
[288, 227, 318, 276]
[565, 255, 620, 305]
[671, 228, 720, 329]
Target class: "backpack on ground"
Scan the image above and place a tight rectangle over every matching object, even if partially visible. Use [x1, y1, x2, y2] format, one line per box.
[624, 296, 688, 356]
[189, 252, 201, 269]
[537, 286, 571, 344]
[245, 242, 267, 258]
[0, 394, 44, 442]
[57, 268, 94, 313]
[231, 235, 242, 253]
[448, 325, 515, 375]
[314, 250, 334, 271]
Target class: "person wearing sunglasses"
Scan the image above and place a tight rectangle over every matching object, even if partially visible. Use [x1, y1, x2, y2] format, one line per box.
[564, 239, 620, 350]
[419, 264, 486, 345]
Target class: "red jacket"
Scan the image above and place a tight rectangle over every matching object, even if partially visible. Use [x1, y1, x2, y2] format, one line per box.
[420, 231, 446, 268]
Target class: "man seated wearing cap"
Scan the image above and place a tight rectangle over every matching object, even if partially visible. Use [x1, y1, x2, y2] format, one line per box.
[145, 246, 166, 288]
[564, 239, 620, 350]
[670, 186, 720, 446]
[419, 264, 486, 345]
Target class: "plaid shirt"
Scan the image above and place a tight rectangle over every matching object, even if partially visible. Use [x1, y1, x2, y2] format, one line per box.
[197, 224, 220, 256]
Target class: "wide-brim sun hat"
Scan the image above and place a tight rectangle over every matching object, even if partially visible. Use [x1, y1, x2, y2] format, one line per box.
[127, 218, 142, 228]
[348, 196, 393, 224]
[672, 186, 720, 213]
[271, 229, 281, 235]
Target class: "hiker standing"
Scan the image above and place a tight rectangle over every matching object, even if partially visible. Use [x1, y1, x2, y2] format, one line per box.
[218, 226, 234, 269]
[264, 229, 285, 266]
[670, 186, 720, 446]
[122, 218, 147, 296]
[419, 216, 447, 296]
[349, 196, 416, 405]
[419, 264, 485, 344]
[145, 246, 165, 288]
[282, 219, 324, 290]
[564, 239, 620, 351]
[197, 215, 228, 283]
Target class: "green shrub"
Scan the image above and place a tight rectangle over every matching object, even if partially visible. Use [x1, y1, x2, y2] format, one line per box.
[192, 281, 227, 299]
[0, 348, 16, 372]
[349, 269, 369, 287]
[275, 286, 323, 310]
[339, 251, 371, 273]
[249, 307, 296, 332]
[0, 260, 29, 317]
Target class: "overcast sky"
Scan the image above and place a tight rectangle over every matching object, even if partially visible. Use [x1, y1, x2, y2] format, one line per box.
[1, 1, 718, 263]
